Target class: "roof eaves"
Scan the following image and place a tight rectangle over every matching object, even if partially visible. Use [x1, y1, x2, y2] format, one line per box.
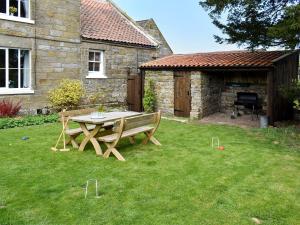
[271, 50, 299, 63]
[82, 36, 157, 48]
[141, 64, 273, 70]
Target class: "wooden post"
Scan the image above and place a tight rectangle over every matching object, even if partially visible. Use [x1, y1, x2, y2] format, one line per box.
[267, 70, 274, 125]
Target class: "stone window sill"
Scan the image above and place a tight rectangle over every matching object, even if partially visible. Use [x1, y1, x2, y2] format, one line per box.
[0, 89, 35, 95]
[0, 14, 35, 24]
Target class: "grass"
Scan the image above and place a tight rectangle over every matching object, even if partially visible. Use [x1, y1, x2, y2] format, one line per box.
[0, 120, 299, 225]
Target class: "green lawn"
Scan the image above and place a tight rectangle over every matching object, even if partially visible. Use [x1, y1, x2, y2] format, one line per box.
[0, 120, 299, 225]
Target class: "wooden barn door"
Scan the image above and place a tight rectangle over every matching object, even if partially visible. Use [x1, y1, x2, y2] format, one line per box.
[174, 71, 191, 117]
[127, 74, 143, 112]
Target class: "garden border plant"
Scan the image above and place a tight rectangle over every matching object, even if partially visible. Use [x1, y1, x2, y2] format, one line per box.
[48, 79, 85, 111]
[0, 114, 59, 129]
[0, 99, 22, 118]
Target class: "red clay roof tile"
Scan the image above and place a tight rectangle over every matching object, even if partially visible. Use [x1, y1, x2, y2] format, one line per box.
[141, 51, 288, 69]
[81, 0, 158, 47]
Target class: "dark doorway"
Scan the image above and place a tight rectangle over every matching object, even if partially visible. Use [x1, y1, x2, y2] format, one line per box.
[174, 71, 191, 117]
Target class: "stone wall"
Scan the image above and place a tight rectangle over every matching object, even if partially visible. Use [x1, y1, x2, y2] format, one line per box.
[0, 18, 35, 38]
[81, 41, 158, 106]
[190, 72, 223, 119]
[220, 72, 268, 113]
[190, 72, 202, 119]
[30, 0, 81, 109]
[201, 73, 224, 118]
[0, 0, 82, 112]
[136, 19, 173, 58]
[221, 85, 268, 113]
[144, 70, 174, 115]
[35, 0, 81, 43]
[0, 0, 81, 42]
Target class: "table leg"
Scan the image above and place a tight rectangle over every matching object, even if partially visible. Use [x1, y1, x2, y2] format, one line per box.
[79, 123, 103, 156]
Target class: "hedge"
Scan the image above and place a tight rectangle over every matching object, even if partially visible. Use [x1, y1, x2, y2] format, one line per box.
[0, 114, 59, 129]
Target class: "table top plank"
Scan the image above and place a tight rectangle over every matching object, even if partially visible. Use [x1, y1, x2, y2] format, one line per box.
[70, 111, 142, 124]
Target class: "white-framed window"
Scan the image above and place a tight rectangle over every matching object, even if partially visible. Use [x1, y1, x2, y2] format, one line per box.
[0, 47, 33, 95]
[87, 50, 106, 78]
[0, 0, 34, 24]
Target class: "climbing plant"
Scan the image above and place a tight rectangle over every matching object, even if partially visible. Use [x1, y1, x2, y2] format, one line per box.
[143, 79, 156, 113]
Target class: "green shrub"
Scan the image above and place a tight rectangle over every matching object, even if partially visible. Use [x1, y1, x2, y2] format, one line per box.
[143, 79, 156, 113]
[280, 80, 300, 110]
[0, 114, 59, 129]
[48, 79, 85, 110]
[294, 99, 300, 110]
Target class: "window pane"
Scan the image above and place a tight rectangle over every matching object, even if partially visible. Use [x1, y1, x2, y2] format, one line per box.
[89, 52, 94, 61]
[9, 69, 18, 88]
[0, 69, 5, 87]
[94, 63, 100, 71]
[21, 50, 29, 68]
[95, 52, 100, 61]
[9, 49, 18, 68]
[21, 68, 30, 88]
[20, 0, 29, 18]
[89, 62, 94, 71]
[0, 0, 6, 13]
[9, 0, 18, 16]
[0, 49, 5, 68]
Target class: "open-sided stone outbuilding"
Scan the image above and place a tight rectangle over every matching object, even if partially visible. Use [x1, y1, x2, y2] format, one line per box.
[141, 51, 299, 124]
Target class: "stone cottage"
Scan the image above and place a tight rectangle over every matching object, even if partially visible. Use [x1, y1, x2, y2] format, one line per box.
[0, 0, 172, 113]
[141, 51, 299, 124]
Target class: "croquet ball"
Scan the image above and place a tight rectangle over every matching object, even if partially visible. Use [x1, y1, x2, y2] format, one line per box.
[218, 146, 225, 151]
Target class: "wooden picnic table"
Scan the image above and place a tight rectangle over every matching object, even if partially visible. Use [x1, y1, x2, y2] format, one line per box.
[70, 111, 142, 156]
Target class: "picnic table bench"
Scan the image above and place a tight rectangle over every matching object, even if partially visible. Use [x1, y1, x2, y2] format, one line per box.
[98, 111, 161, 161]
[70, 111, 142, 156]
[59, 108, 113, 149]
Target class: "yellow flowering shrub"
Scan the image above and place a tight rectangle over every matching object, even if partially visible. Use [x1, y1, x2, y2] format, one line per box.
[48, 79, 85, 110]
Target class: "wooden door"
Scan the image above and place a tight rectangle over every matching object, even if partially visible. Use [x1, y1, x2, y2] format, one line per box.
[174, 71, 191, 117]
[127, 74, 143, 112]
